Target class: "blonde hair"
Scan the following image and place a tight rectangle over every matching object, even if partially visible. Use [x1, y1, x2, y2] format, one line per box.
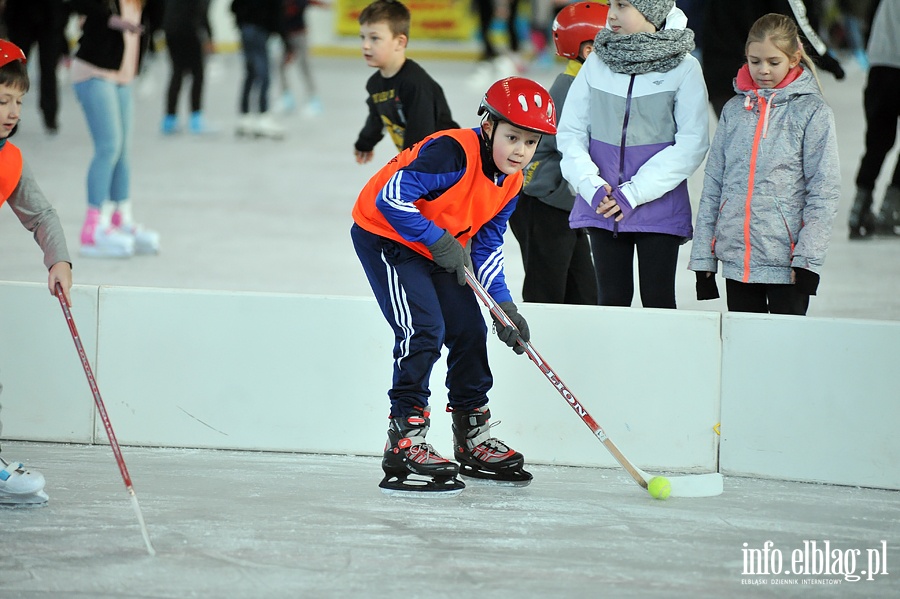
[746, 13, 821, 91]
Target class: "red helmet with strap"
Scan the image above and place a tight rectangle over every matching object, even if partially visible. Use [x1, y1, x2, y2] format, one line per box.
[552, 1, 609, 60]
[0, 39, 26, 68]
[477, 77, 557, 135]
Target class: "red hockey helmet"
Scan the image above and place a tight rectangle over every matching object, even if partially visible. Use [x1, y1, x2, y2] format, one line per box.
[552, 1, 609, 60]
[478, 77, 557, 135]
[0, 39, 26, 68]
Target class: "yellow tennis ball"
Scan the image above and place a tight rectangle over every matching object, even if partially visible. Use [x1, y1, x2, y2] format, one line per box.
[648, 476, 671, 500]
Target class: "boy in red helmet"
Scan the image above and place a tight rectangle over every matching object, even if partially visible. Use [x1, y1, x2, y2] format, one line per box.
[0, 39, 73, 507]
[510, 1, 608, 305]
[351, 77, 556, 495]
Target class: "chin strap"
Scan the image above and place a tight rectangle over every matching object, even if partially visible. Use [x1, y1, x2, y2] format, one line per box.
[479, 117, 502, 181]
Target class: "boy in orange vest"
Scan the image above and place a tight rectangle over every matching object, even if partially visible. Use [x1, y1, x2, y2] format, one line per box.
[351, 77, 556, 495]
[0, 39, 72, 507]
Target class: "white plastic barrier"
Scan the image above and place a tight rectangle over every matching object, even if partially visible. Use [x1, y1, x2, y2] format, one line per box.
[2, 281, 898, 489]
[0, 282, 98, 444]
[1, 282, 720, 474]
[719, 313, 900, 489]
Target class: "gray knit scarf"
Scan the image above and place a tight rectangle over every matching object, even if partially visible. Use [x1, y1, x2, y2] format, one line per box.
[593, 27, 695, 74]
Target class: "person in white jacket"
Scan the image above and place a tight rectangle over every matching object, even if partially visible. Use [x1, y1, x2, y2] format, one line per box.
[557, 0, 709, 309]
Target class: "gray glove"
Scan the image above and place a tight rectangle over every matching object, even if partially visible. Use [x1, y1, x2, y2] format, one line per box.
[427, 230, 471, 286]
[494, 301, 529, 355]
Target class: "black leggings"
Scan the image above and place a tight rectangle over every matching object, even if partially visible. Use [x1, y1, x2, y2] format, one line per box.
[725, 279, 810, 315]
[475, 0, 521, 58]
[587, 228, 681, 308]
[856, 66, 900, 190]
[165, 31, 205, 115]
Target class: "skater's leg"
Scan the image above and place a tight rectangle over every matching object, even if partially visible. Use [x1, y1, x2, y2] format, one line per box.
[351, 225, 445, 416]
[588, 228, 636, 307]
[725, 279, 768, 313]
[436, 271, 491, 413]
[635, 232, 680, 309]
[351, 225, 464, 495]
[436, 273, 531, 485]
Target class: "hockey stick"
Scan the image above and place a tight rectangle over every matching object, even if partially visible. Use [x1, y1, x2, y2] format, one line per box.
[463, 269, 724, 498]
[55, 284, 156, 555]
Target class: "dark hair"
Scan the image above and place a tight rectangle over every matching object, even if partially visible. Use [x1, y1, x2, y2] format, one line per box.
[358, 0, 410, 38]
[0, 59, 29, 92]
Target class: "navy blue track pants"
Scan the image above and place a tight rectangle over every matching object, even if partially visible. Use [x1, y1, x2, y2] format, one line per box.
[351, 224, 493, 418]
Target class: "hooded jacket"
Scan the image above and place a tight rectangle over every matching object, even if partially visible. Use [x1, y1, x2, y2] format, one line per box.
[556, 7, 709, 239]
[688, 65, 840, 283]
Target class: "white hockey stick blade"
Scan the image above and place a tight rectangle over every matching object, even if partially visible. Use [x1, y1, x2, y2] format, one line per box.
[635, 467, 724, 498]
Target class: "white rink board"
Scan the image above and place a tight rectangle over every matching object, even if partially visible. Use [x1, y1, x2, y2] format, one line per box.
[0, 282, 97, 443]
[1, 283, 721, 472]
[6, 281, 900, 488]
[719, 313, 900, 489]
[482, 303, 722, 471]
[94, 286, 394, 453]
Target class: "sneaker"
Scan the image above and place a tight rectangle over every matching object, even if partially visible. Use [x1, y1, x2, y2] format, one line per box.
[80, 214, 135, 258]
[189, 111, 218, 135]
[235, 113, 256, 137]
[111, 209, 160, 255]
[279, 91, 297, 114]
[303, 96, 323, 118]
[254, 113, 285, 139]
[160, 114, 180, 135]
[118, 223, 160, 255]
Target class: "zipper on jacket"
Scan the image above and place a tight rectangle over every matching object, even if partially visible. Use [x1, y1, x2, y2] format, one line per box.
[742, 92, 768, 282]
[614, 75, 636, 239]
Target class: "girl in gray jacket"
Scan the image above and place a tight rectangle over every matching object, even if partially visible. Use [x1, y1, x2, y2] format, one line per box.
[688, 13, 839, 315]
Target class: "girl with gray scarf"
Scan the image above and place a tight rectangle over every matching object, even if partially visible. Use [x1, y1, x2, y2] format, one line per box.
[557, 0, 709, 308]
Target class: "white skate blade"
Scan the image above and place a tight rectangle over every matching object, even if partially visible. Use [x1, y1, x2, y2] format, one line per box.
[0, 489, 49, 508]
[458, 464, 533, 487]
[378, 473, 465, 497]
[379, 486, 463, 498]
[458, 474, 532, 488]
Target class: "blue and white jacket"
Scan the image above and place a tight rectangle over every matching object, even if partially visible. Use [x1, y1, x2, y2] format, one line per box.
[557, 8, 709, 239]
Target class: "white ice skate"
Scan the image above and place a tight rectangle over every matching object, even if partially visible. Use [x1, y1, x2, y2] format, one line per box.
[0, 457, 49, 508]
[235, 113, 256, 138]
[253, 114, 286, 140]
[111, 202, 160, 255]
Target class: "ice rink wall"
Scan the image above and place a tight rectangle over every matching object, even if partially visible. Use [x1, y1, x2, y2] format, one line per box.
[1, 281, 898, 491]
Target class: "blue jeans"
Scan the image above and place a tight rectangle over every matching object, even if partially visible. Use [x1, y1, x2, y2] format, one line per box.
[239, 24, 271, 114]
[74, 78, 133, 209]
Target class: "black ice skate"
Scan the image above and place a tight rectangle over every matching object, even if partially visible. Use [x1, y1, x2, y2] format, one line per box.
[379, 406, 465, 497]
[450, 406, 532, 486]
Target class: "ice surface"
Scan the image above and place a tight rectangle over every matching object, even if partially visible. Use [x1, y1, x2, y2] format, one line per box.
[0, 442, 897, 598]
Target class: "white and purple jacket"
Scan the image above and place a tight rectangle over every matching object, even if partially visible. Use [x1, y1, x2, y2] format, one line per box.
[557, 8, 709, 239]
